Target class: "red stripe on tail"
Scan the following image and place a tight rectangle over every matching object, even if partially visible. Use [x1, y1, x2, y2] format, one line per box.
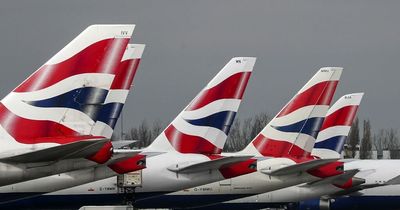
[15, 38, 129, 93]
[277, 81, 338, 117]
[0, 103, 90, 144]
[320, 105, 359, 130]
[252, 134, 311, 158]
[164, 124, 222, 154]
[110, 59, 141, 90]
[186, 72, 251, 111]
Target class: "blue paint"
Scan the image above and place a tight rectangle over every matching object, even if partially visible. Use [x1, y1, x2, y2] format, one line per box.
[185, 111, 236, 134]
[314, 135, 347, 153]
[97, 102, 124, 128]
[26, 87, 108, 121]
[272, 117, 325, 139]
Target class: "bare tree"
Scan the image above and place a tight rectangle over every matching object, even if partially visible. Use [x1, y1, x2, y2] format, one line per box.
[374, 129, 388, 159]
[151, 120, 163, 141]
[225, 113, 270, 152]
[345, 118, 360, 158]
[250, 113, 269, 140]
[360, 120, 372, 159]
[127, 120, 151, 148]
[225, 119, 241, 152]
[387, 129, 400, 159]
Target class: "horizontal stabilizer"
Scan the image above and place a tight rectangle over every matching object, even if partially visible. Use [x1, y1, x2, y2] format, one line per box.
[386, 174, 400, 185]
[167, 155, 253, 173]
[304, 169, 361, 187]
[263, 158, 339, 176]
[329, 173, 400, 198]
[107, 150, 143, 164]
[112, 149, 164, 158]
[329, 184, 380, 197]
[111, 140, 137, 149]
[0, 139, 109, 163]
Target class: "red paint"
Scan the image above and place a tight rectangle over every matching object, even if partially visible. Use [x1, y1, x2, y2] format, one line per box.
[320, 105, 359, 130]
[87, 141, 113, 164]
[219, 158, 257, 179]
[111, 59, 141, 90]
[108, 154, 146, 174]
[164, 124, 222, 154]
[186, 72, 252, 111]
[0, 103, 82, 143]
[15, 38, 129, 93]
[277, 81, 338, 117]
[252, 134, 311, 158]
[334, 179, 353, 189]
[307, 161, 344, 178]
[205, 155, 257, 179]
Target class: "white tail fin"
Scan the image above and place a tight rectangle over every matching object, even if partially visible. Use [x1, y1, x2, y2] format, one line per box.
[148, 57, 256, 154]
[312, 93, 364, 159]
[91, 44, 145, 138]
[242, 67, 343, 158]
[0, 25, 134, 150]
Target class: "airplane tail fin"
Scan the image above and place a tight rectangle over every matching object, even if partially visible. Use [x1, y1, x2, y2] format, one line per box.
[242, 67, 342, 158]
[0, 25, 134, 146]
[91, 44, 145, 138]
[312, 93, 364, 159]
[148, 57, 256, 154]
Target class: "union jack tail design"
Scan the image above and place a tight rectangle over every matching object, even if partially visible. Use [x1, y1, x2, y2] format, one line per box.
[312, 93, 364, 159]
[148, 57, 256, 154]
[0, 25, 135, 152]
[242, 67, 342, 158]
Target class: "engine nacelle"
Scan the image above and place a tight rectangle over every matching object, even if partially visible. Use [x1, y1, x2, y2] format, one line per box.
[288, 198, 332, 210]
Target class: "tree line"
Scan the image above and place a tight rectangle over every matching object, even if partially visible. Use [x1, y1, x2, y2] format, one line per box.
[114, 113, 400, 159]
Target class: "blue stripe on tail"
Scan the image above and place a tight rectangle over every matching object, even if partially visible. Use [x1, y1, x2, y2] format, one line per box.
[314, 135, 347, 153]
[185, 111, 236, 135]
[26, 87, 108, 118]
[272, 117, 325, 139]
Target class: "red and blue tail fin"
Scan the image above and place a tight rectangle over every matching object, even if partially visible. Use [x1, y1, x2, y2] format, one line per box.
[242, 67, 342, 158]
[312, 93, 364, 159]
[0, 25, 134, 148]
[148, 57, 256, 154]
[91, 44, 145, 138]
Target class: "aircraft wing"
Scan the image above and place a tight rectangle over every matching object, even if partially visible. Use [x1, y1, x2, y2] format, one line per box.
[262, 158, 339, 176]
[106, 149, 144, 164]
[0, 139, 109, 163]
[303, 169, 361, 187]
[167, 155, 254, 173]
[329, 174, 400, 198]
[111, 140, 137, 149]
[385, 174, 400, 185]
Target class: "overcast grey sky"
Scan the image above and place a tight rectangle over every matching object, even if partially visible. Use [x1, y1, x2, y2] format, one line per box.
[0, 0, 399, 133]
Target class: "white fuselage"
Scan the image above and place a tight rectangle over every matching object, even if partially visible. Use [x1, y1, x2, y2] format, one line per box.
[0, 158, 99, 187]
[9, 156, 329, 209]
[0, 151, 233, 200]
[223, 159, 400, 205]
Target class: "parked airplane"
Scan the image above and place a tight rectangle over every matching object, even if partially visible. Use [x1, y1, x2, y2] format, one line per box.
[130, 67, 344, 209]
[194, 92, 364, 209]
[0, 57, 258, 209]
[200, 92, 400, 210]
[0, 24, 145, 186]
[2, 67, 347, 209]
[290, 164, 400, 210]
[0, 43, 147, 205]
